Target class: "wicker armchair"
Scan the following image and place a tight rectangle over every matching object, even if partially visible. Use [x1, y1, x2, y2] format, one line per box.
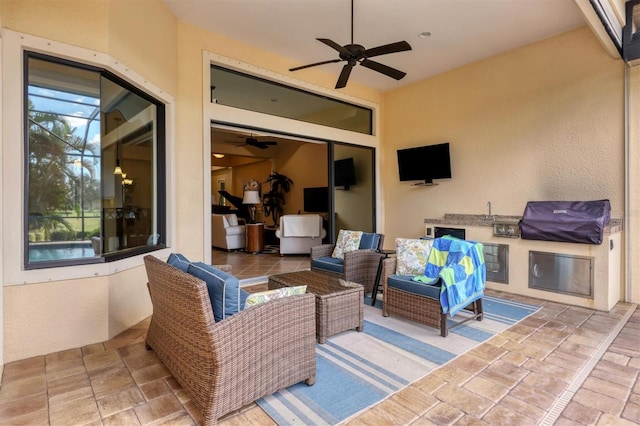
[144, 255, 316, 425]
[310, 233, 385, 295]
[380, 256, 483, 337]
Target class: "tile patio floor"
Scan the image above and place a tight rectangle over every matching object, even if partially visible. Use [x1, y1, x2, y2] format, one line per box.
[0, 249, 638, 425]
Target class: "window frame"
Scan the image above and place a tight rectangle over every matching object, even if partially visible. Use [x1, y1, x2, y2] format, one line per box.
[0, 30, 175, 286]
[210, 64, 373, 135]
[23, 51, 167, 269]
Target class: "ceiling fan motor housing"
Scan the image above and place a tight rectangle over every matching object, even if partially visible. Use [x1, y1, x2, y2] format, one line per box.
[342, 44, 366, 60]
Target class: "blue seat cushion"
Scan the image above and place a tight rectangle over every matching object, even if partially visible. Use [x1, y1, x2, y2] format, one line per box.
[359, 233, 381, 250]
[187, 262, 249, 322]
[167, 252, 191, 272]
[387, 274, 441, 300]
[312, 256, 344, 274]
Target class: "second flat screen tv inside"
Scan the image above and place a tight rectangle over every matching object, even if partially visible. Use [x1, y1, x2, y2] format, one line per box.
[334, 157, 356, 189]
[397, 142, 451, 185]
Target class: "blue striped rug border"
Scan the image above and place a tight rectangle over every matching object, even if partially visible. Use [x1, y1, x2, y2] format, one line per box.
[257, 294, 541, 425]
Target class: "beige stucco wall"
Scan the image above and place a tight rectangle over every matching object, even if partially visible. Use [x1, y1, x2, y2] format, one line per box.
[4, 279, 109, 357]
[0, 0, 109, 51]
[383, 26, 624, 239]
[0, 0, 176, 362]
[382, 26, 628, 303]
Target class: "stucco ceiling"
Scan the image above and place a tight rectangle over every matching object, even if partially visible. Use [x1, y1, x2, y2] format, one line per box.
[163, 0, 587, 92]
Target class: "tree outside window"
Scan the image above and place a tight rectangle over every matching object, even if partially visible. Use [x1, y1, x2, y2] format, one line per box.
[25, 53, 165, 268]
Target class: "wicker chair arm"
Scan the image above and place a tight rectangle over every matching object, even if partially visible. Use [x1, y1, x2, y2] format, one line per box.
[207, 293, 317, 420]
[310, 244, 335, 260]
[343, 250, 385, 294]
[381, 257, 397, 291]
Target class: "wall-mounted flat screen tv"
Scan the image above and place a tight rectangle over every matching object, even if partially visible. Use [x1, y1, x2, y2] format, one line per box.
[397, 142, 451, 185]
[334, 157, 356, 189]
[303, 187, 329, 213]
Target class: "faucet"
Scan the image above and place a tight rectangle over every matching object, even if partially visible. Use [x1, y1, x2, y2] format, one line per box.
[486, 201, 493, 220]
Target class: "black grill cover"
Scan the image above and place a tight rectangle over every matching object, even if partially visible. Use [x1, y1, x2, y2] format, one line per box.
[520, 200, 611, 245]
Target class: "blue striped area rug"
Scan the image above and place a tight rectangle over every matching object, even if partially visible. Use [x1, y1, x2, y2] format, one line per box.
[256, 295, 540, 425]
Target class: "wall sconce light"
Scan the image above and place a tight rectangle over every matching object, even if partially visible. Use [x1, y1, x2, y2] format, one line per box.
[213, 153, 225, 159]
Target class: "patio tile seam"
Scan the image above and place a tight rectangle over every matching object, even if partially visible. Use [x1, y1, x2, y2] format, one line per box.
[539, 303, 638, 426]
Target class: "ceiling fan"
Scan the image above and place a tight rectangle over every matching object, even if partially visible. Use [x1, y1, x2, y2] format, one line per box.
[289, 0, 412, 89]
[237, 135, 278, 149]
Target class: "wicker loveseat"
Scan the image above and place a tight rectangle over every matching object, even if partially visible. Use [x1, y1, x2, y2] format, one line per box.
[380, 237, 484, 337]
[143, 255, 316, 425]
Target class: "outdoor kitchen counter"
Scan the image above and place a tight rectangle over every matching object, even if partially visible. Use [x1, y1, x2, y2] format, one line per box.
[422, 214, 623, 312]
[423, 213, 623, 233]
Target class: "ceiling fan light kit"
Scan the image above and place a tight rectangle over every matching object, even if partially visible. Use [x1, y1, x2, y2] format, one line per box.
[289, 0, 412, 89]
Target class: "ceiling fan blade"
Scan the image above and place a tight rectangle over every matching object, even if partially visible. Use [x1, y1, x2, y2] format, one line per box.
[317, 38, 351, 56]
[363, 41, 412, 58]
[335, 63, 354, 89]
[289, 58, 342, 72]
[360, 59, 406, 80]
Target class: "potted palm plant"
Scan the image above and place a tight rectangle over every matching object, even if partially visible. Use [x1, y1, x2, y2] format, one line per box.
[262, 172, 293, 226]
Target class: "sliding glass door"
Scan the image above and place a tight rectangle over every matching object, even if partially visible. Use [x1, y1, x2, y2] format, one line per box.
[331, 143, 376, 240]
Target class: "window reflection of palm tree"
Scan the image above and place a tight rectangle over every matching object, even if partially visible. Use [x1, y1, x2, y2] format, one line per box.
[28, 100, 99, 240]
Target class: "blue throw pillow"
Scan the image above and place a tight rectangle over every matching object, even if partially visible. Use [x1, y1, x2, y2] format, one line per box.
[359, 233, 381, 250]
[167, 253, 191, 272]
[187, 262, 249, 322]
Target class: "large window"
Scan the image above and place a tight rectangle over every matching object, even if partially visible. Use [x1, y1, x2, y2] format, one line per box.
[211, 65, 373, 134]
[25, 53, 165, 268]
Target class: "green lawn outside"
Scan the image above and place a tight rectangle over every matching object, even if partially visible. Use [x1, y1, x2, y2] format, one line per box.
[29, 211, 101, 242]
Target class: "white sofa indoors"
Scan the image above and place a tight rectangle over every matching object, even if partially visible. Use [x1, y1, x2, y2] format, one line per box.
[276, 214, 326, 254]
[212, 213, 246, 250]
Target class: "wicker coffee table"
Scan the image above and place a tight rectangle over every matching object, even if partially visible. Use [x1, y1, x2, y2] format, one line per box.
[268, 270, 364, 343]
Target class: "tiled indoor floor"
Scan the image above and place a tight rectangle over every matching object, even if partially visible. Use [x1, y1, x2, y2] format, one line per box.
[0, 248, 638, 425]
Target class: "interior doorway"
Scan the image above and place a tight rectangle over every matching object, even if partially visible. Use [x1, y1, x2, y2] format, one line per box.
[210, 123, 376, 257]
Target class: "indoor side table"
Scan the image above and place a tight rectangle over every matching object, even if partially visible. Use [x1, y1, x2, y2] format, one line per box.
[245, 223, 265, 254]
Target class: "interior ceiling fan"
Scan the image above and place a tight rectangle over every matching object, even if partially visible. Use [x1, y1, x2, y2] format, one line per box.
[237, 134, 278, 149]
[289, 0, 412, 89]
